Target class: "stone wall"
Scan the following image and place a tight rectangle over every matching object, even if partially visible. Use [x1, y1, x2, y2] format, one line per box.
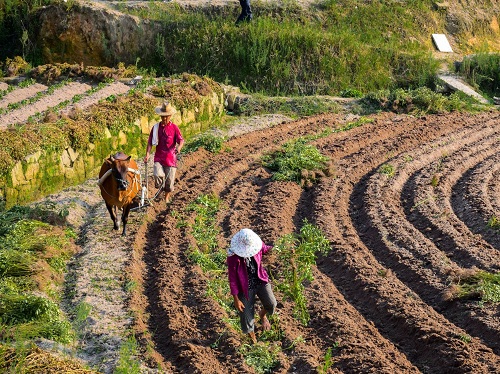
[1, 90, 225, 209]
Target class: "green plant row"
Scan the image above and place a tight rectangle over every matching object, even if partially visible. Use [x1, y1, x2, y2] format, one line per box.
[26, 80, 111, 123]
[0, 79, 72, 115]
[0, 78, 36, 100]
[273, 220, 330, 325]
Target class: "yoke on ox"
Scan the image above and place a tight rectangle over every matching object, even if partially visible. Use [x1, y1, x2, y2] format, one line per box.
[98, 152, 141, 236]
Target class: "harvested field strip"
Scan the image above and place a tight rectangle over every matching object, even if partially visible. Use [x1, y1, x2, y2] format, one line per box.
[142, 112, 500, 373]
[0, 82, 47, 108]
[60, 81, 132, 116]
[452, 153, 500, 248]
[0, 82, 91, 128]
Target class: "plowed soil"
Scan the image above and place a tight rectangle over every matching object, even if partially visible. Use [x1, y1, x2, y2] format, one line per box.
[134, 110, 500, 373]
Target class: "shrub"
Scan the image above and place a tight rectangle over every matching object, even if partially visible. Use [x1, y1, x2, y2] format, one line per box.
[262, 138, 329, 184]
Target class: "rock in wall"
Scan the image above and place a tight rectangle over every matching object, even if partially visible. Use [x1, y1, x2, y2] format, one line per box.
[36, 2, 162, 67]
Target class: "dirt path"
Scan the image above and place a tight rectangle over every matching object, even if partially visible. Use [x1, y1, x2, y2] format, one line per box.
[131, 110, 500, 373]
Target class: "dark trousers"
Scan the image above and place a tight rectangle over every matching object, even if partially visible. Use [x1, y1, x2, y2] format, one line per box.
[237, 282, 276, 334]
[236, 0, 252, 23]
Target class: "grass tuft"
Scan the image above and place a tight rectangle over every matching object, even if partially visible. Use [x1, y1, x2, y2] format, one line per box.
[447, 270, 500, 303]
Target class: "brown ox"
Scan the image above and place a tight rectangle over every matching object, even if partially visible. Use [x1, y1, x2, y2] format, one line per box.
[98, 152, 141, 236]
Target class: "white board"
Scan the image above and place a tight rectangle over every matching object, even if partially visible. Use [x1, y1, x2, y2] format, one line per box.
[432, 34, 453, 52]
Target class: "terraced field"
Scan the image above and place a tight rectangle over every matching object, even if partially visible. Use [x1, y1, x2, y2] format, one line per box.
[0, 79, 132, 129]
[2, 75, 499, 373]
[137, 110, 500, 373]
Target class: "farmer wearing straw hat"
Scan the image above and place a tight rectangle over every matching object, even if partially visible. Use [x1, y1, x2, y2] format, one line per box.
[144, 101, 184, 203]
[227, 228, 277, 344]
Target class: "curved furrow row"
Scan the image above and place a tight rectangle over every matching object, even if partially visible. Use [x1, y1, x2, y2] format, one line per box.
[142, 118, 333, 371]
[404, 121, 500, 270]
[143, 111, 500, 372]
[452, 153, 500, 248]
[218, 165, 418, 372]
[262, 183, 419, 373]
[144, 207, 233, 373]
[359, 120, 500, 353]
[0, 82, 91, 128]
[311, 113, 500, 372]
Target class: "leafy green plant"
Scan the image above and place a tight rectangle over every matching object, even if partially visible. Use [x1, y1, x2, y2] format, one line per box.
[239, 342, 280, 374]
[262, 138, 329, 184]
[378, 163, 395, 178]
[273, 220, 330, 325]
[487, 216, 500, 231]
[317, 347, 334, 374]
[184, 133, 226, 154]
[459, 334, 472, 343]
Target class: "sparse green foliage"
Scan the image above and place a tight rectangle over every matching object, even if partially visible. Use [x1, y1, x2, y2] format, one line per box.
[239, 342, 280, 374]
[262, 138, 329, 184]
[378, 163, 395, 178]
[487, 216, 500, 231]
[184, 133, 226, 154]
[452, 270, 500, 303]
[317, 347, 334, 374]
[114, 335, 141, 374]
[334, 117, 373, 133]
[274, 220, 330, 325]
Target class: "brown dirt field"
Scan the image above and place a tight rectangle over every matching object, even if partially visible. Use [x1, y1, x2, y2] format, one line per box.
[130, 110, 500, 373]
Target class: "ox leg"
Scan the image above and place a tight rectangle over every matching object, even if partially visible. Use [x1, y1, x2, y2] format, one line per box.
[105, 203, 120, 231]
[121, 204, 132, 236]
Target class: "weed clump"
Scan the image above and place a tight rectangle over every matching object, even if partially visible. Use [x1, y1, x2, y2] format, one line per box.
[445, 269, 500, 303]
[262, 137, 330, 185]
[184, 133, 226, 154]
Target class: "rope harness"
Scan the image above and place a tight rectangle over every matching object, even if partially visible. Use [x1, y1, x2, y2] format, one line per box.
[98, 167, 141, 203]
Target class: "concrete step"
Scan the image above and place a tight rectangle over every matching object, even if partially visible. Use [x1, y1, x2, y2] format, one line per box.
[437, 74, 489, 104]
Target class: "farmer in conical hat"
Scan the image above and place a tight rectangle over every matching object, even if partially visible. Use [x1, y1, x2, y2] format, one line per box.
[144, 101, 184, 203]
[227, 228, 277, 344]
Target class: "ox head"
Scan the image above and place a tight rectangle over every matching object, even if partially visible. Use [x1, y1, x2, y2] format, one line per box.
[108, 153, 131, 191]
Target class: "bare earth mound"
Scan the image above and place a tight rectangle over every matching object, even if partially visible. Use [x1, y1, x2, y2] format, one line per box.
[131, 110, 500, 373]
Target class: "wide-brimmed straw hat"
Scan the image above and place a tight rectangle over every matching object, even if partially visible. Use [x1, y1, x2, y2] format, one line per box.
[155, 101, 177, 116]
[227, 228, 263, 257]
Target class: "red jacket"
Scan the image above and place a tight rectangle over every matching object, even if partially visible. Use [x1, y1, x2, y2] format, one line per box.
[227, 243, 272, 299]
